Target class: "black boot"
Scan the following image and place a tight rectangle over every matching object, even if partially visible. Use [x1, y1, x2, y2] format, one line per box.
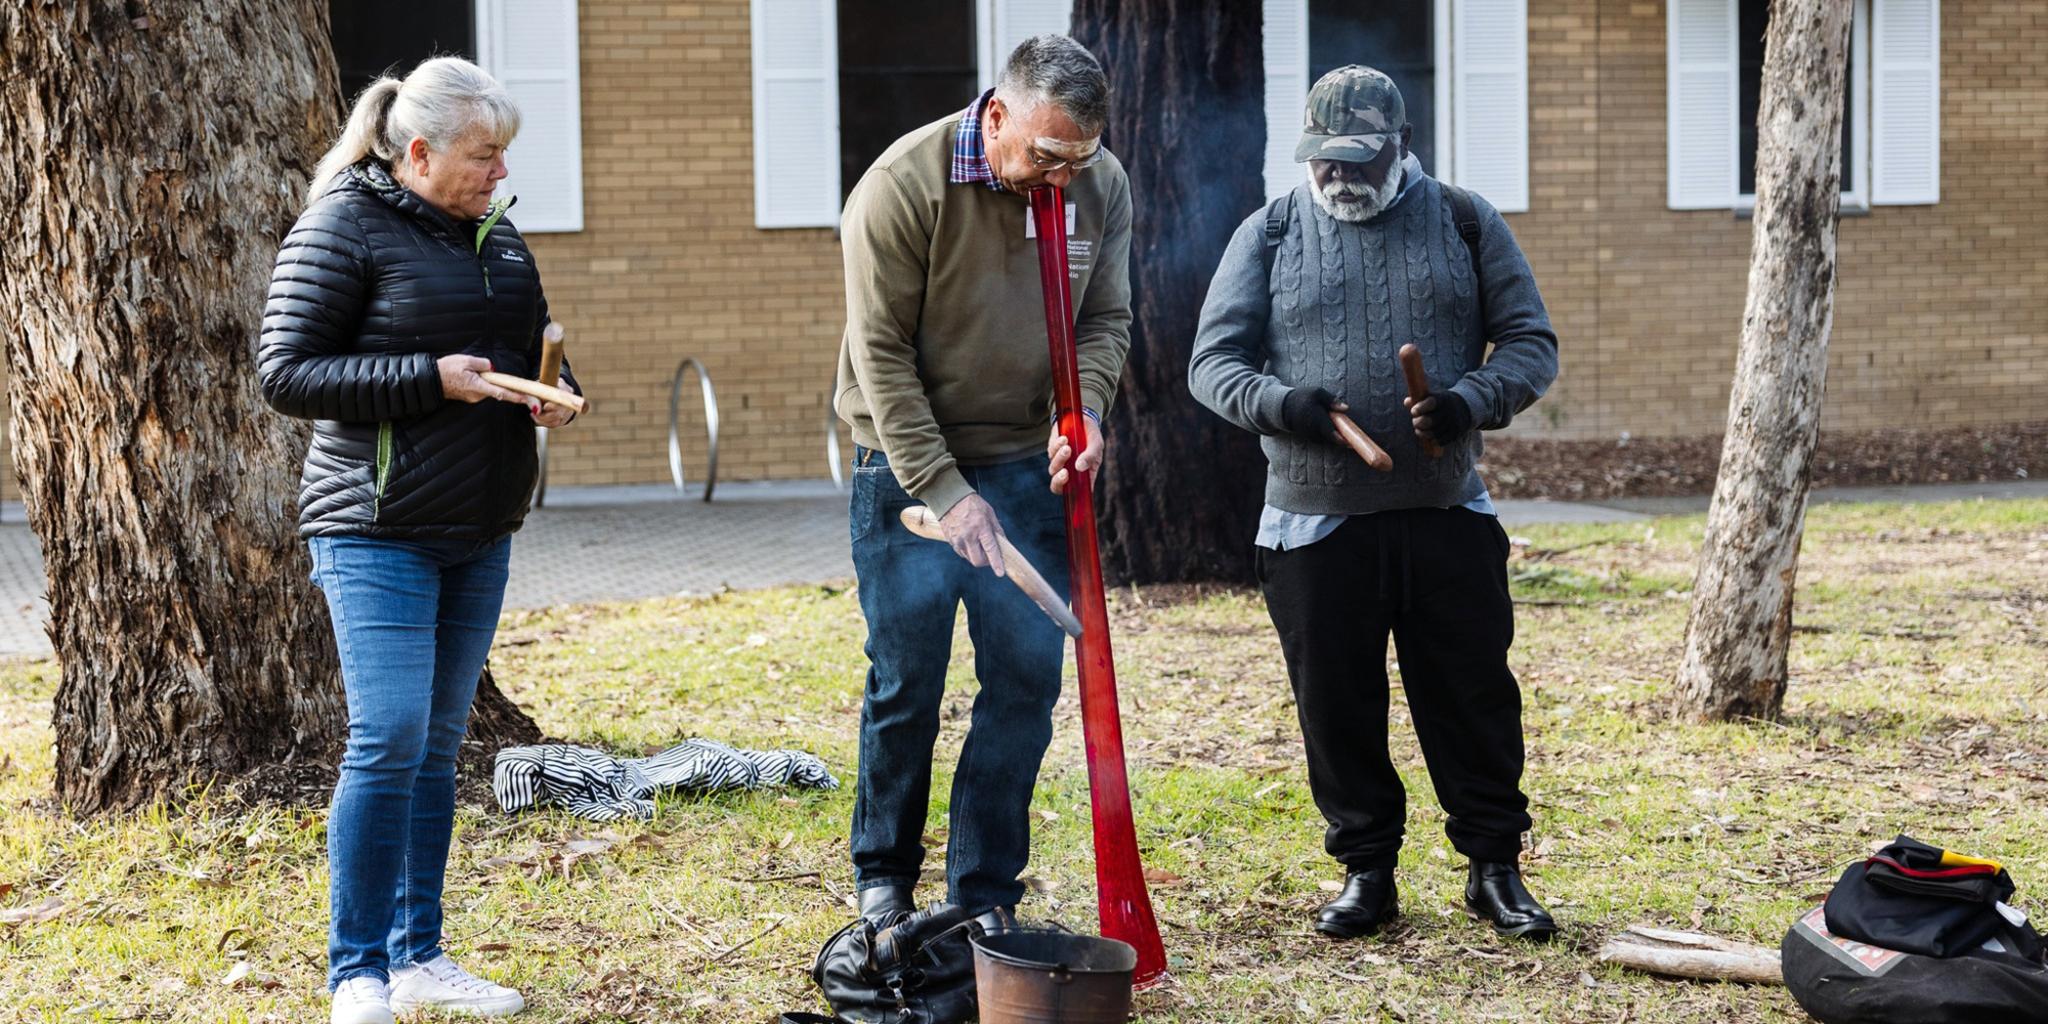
[858, 884, 915, 925]
[1314, 868, 1398, 939]
[1464, 861, 1557, 941]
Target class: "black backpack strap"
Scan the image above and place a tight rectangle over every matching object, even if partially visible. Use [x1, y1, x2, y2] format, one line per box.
[1260, 188, 1295, 281]
[1441, 182, 1486, 325]
[1441, 182, 1482, 276]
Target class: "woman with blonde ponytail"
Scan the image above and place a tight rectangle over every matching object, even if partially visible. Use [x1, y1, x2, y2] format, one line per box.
[259, 55, 580, 1024]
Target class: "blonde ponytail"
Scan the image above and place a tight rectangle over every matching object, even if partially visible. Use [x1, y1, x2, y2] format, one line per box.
[304, 57, 521, 207]
[307, 78, 402, 205]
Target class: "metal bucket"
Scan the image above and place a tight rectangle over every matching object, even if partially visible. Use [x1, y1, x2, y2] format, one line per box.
[972, 927, 1136, 1024]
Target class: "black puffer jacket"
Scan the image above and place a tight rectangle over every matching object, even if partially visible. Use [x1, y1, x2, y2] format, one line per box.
[259, 163, 577, 540]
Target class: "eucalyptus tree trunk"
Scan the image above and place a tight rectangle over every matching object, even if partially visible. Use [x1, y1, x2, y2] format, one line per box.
[1071, 0, 1270, 584]
[1677, 0, 1853, 721]
[0, 3, 535, 812]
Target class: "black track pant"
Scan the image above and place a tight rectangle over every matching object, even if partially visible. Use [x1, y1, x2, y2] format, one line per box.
[1256, 506, 1532, 869]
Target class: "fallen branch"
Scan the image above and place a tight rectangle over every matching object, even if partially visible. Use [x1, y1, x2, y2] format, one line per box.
[1596, 925, 1783, 985]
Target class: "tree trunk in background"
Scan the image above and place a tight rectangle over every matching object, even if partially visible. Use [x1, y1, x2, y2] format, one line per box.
[1677, 0, 1852, 722]
[1071, 0, 1270, 585]
[0, 3, 537, 812]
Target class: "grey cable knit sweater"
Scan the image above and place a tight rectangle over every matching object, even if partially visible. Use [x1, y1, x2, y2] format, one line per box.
[1188, 172, 1558, 515]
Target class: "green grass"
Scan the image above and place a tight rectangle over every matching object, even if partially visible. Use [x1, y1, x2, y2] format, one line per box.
[1, 498, 2044, 1022]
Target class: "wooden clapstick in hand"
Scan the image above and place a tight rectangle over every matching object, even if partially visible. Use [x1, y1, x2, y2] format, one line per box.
[480, 372, 587, 415]
[538, 322, 565, 388]
[1328, 409, 1392, 471]
[480, 322, 587, 415]
[1399, 344, 1442, 457]
[898, 505, 1083, 639]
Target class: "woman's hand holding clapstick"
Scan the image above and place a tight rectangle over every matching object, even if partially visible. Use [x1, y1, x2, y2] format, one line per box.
[437, 323, 586, 420]
[493, 322, 583, 425]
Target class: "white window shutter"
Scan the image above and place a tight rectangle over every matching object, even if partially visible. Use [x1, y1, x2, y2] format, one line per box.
[990, 0, 1073, 73]
[1666, 0, 1737, 210]
[1451, 0, 1529, 213]
[476, 0, 584, 232]
[1871, 0, 1939, 204]
[1263, 0, 1307, 202]
[751, 0, 840, 229]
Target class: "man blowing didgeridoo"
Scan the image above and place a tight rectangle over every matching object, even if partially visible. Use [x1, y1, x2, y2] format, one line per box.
[1189, 66, 1560, 942]
[833, 35, 1132, 925]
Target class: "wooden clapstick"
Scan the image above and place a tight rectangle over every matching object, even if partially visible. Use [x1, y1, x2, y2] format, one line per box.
[899, 505, 1084, 639]
[480, 371, 588, 415]
[1399, 344, 1442, 457]
[1328, 409, 1392, 471]
[538, 322, 565, 388]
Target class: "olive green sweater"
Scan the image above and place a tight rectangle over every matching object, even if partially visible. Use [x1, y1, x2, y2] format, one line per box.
[833, 113, 1133, 517]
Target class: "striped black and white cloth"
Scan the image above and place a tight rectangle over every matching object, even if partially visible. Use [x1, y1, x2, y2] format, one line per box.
[493, 738, 839, 822]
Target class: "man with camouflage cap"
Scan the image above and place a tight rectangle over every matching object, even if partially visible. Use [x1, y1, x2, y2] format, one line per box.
[1190, 66, 1561, 942]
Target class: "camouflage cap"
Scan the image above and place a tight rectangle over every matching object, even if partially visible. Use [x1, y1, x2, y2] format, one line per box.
[1294, 65, 1407, 163]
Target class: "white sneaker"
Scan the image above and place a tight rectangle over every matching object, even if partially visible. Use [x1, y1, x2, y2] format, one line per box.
[388, 954, 525, 1016]
[331, 976, 396, 1024]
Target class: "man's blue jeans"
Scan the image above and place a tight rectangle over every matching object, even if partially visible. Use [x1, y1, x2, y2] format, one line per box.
[848, 447, 1071, 912]
[309, 535, 511, 989]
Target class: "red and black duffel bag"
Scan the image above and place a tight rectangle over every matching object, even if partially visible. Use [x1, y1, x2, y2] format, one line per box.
[1783, 836, 2048, 1024]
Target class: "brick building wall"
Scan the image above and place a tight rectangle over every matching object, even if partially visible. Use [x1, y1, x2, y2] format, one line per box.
[523, 0, 2042, 470]
[1518, 0, 2046, 442]
[0, 0, 2037, 501]
[522, 0, 850, 490]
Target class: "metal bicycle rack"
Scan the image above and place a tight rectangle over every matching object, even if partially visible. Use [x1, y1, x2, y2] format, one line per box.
[531, 426, 551, 509]
[669, 357, 720, 502]
[826, 382, 847, 490]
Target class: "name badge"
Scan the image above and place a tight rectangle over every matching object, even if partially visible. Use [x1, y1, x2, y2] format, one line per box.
[1023, 202, 1078, 239]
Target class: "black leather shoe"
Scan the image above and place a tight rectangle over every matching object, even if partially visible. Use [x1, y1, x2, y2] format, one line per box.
[1464, 861, 1557, 941]
[1314, 868, 1398, 939]
[858, 884, 915, 923]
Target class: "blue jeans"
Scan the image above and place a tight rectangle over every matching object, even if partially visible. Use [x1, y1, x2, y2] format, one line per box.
[848, 447, 1070, 911]
[309, 535, 511, 989]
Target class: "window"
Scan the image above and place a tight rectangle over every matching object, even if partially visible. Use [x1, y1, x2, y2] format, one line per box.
[1737, 0, 1866, 205]
[1308, 0, 1439, 175]
[1265, 0, 1528, 211]
[326, 1, 583, 232]
[1668, 0, 1935, 211]
[328, 1, 475, 107]
[476, 0, 584, 232]
[752, 0, 1072, 229]
[837, 0, 979, 205]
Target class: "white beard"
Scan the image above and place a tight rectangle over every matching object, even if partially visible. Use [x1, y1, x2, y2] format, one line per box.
[1308, 162, 1402, 223]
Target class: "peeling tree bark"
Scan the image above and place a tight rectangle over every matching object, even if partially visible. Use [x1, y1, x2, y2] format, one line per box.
[1677, 0, 1853, 722]
[1071, 0, 1270, 585]
[0, 3, 536, 812]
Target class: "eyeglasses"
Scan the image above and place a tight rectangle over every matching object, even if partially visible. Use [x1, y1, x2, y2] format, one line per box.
[1024, 143, 1105, 172]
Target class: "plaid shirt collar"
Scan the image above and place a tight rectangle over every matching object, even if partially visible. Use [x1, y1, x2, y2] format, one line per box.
[949, 90, 1005, 192]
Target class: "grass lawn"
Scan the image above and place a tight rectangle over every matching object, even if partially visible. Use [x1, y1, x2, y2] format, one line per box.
[1, 498, 2044, 1022]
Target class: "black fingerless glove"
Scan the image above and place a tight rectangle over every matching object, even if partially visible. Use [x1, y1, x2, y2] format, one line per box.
[1280, 386, 1343, 444]
[1423, 391, 1474, 444]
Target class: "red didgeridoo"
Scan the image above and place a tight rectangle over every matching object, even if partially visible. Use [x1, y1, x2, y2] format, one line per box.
[1028, 186, 1167, 987]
